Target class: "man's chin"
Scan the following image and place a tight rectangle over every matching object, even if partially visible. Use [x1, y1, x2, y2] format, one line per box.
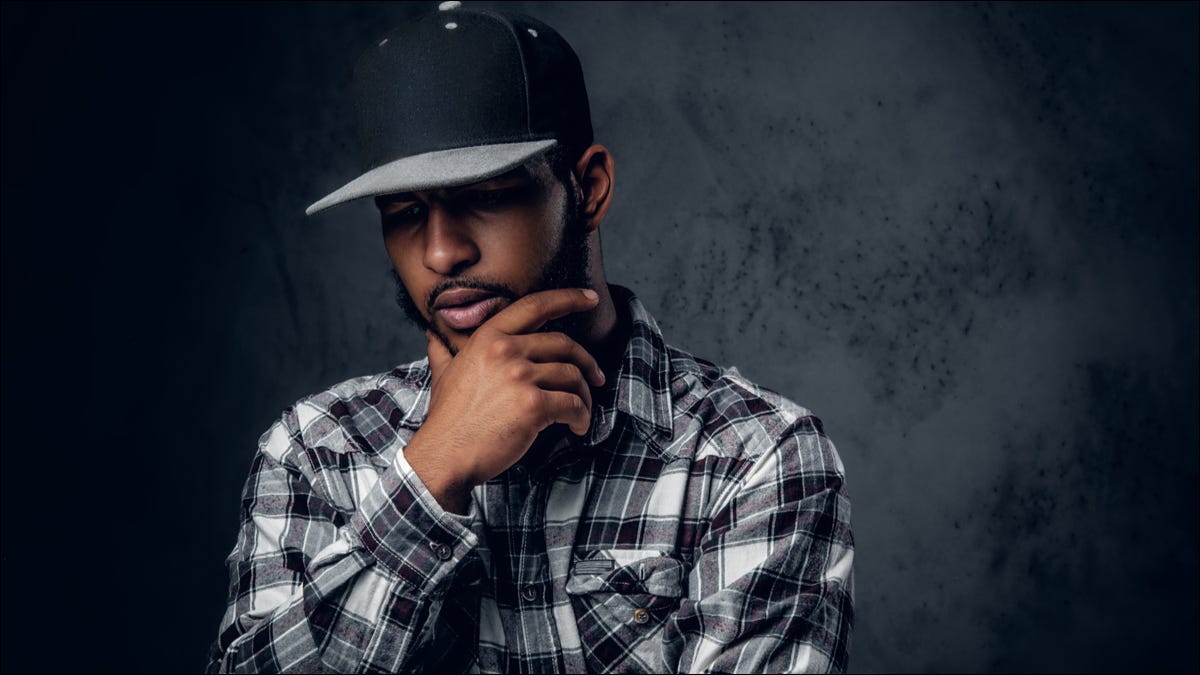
[426, 325, 465, 357]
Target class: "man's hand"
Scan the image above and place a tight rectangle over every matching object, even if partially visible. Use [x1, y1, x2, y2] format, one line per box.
[403, 288, 605, 513]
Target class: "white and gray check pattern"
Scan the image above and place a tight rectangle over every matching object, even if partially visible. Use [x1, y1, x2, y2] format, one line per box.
[208, 287, 854, 673]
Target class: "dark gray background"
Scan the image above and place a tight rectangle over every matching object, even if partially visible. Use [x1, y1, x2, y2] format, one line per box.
[2, 2, 1196, 673]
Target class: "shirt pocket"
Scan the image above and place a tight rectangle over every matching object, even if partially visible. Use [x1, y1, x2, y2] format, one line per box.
[565, 549, 687, 674]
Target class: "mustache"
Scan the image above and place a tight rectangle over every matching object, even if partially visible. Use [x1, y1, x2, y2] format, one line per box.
[425, 278, 519, 315]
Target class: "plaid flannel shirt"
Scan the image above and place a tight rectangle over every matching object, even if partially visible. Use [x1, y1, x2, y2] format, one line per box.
[208, 287, 854, 673]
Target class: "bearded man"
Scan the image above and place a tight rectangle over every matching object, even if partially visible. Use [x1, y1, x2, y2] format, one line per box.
[208, 4, 854, 673]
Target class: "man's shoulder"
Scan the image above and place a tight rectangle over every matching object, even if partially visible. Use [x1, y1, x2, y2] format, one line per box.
[666, 343, 816, 429]
[662, 343, 827, 463]
[258, 359, 431, 460]
[297, 359, 429, 412]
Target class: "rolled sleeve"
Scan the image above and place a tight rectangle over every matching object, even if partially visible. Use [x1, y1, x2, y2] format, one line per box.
[351, 447, 481, 593]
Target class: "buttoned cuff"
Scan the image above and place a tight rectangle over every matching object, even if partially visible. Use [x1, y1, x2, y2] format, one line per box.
[350, 447, 480, 592]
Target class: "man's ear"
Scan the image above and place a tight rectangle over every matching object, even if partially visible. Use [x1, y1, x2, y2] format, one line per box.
[573, 144, 614, 231]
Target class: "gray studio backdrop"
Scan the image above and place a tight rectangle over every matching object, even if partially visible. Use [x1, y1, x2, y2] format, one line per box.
[1, 1, 1195, 673]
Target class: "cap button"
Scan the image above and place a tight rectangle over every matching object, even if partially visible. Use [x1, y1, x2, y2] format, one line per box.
[438, 1, 462, 10]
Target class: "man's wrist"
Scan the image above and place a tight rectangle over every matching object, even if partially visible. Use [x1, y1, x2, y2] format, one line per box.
[402, 428, 473, 515]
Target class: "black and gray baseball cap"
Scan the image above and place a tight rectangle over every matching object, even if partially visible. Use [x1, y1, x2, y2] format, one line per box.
[305, 1, 593, 216]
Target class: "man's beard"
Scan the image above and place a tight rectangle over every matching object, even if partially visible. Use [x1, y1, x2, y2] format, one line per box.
[391, 199, 593, 354]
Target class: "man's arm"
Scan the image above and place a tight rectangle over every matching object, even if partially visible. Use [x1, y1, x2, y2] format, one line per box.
[206, 410, 483, 673]
[209, 288, 605, 672]
[666, 414, 854, 673]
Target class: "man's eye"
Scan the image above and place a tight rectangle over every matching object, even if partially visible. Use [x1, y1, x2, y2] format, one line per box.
[382, 204, 425, 228]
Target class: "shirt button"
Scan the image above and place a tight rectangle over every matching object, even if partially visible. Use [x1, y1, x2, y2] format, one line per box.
[434, 543, 453, 560]
[521, 585, 539, 602]
[510, 465, 527, 480]
[632, 607, 650, 624]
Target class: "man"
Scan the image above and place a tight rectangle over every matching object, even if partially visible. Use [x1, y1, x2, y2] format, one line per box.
[208, 4, 854, 673]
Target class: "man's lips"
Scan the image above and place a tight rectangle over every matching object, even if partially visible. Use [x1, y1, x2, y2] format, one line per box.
[432, 289, 511, 331]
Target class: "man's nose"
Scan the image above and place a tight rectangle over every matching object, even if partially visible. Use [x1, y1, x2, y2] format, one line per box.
[422, 205, 480, 276]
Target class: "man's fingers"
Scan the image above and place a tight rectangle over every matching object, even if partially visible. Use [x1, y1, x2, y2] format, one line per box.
[426, 330, 452, 383]
[519, 331, 605, 387]
[530, 362, 593, 415]
[488, 288, 599, 335]
[535, 390, 592, 436]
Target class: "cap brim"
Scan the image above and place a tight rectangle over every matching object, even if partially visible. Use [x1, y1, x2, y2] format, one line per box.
[305, 139, 557, 216]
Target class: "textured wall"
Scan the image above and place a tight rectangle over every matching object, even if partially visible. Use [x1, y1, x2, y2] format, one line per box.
[2, 2, 1196, 672]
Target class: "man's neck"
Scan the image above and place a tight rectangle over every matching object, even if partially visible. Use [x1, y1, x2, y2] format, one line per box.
[579, 283, 629, 381]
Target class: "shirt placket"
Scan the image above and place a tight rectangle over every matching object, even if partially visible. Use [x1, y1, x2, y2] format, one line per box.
[506, 462, 565, 673]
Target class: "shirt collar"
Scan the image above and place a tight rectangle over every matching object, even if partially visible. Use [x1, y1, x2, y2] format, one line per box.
[585, 286, 675, 451]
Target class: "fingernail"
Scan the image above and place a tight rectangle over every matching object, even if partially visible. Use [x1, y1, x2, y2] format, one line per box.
[595, 367, 606, 385]
[582, 289, 598, 301]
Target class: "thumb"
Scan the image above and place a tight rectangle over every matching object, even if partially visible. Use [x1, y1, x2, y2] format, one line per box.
[425, 330, 452, 384]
